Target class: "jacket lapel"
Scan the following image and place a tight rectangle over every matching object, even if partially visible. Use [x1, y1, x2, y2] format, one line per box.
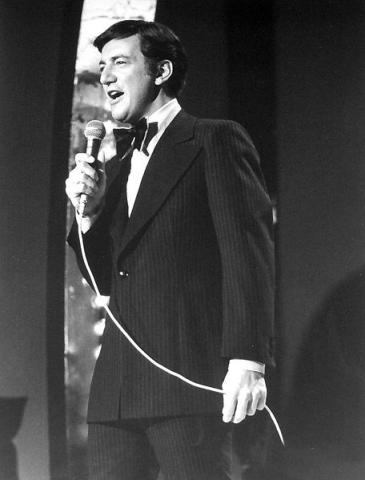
[116, 111, 200, 258]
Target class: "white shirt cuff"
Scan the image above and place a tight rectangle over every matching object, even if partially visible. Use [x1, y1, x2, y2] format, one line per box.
[228, 358, 265, 375]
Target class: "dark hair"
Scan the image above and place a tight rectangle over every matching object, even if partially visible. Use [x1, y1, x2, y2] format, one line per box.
[93, 20, 188, 97]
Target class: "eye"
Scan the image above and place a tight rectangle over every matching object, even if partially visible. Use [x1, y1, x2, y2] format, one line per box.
[115, 59, 126, 66]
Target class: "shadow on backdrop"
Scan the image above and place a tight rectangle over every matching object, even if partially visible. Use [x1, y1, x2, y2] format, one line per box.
[279, 268, 365, 479]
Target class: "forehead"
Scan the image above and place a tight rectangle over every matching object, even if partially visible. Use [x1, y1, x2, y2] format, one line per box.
[100, 34, 144, 61]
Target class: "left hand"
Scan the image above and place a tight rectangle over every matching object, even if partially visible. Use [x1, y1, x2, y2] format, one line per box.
[222, 364, 267, 423]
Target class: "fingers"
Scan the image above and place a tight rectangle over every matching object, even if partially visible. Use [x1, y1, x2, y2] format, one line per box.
[222, 372, 239, 423]
[65, 168, 97, 200]
[238, 378, 267, 421]
[222, 388, 238, 423]
[230, 385, 266, 423]
[247, 388, 259, 416]
[75, 154, 99, 180]
[232, 386, 251, 423]
[256, 378, 267, 411]
[222, 371, 267, 424]
[65, 154, 99, 202]
[65, 151, 107, 216]
[74, 152, 106, 187]
[76, 151, 105, 167]
[75, 152, 97, 166]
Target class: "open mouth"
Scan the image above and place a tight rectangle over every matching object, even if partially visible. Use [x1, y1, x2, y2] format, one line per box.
[108, 90, 123, 102]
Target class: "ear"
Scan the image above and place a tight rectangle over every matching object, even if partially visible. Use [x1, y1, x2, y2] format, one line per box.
[155, 60, 173, 86]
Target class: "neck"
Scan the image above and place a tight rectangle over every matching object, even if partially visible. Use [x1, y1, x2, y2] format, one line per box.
[142, 90, 175, 120]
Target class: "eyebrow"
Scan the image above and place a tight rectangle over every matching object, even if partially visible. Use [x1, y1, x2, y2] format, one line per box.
[99, 54, 131, 66]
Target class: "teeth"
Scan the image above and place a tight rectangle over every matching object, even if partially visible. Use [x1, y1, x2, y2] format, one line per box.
[108, 91, 123, 99]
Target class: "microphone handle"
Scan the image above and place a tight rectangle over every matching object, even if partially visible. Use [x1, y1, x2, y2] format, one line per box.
[79, 137, 101, 216]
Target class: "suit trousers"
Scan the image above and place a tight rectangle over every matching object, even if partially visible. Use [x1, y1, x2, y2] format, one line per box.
[88, 414, 234, 480]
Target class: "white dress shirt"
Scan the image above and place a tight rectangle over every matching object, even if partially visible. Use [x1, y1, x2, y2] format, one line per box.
[126, 98, 181, 216]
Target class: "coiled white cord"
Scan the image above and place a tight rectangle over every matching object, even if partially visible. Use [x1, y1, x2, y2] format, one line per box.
[77, 219, 284, 446]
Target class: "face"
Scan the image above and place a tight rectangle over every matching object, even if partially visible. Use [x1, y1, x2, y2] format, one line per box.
[99, 35, 158, 124]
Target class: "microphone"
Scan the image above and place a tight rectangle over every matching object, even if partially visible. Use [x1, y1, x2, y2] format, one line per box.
[79, 120, 106, 216]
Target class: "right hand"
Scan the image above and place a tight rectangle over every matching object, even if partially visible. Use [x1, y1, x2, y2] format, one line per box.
[65, 152, 106, 217]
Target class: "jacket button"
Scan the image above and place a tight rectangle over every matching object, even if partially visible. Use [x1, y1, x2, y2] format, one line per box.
[119, 270, 129, 278]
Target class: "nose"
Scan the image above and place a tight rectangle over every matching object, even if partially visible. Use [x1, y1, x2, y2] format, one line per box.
[100, 64, 117, 85]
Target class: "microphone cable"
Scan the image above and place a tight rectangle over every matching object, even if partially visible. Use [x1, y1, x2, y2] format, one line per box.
[77, 217, 285, 446]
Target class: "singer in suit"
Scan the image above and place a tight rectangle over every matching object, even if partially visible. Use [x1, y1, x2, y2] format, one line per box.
[66, 20, 275, 480]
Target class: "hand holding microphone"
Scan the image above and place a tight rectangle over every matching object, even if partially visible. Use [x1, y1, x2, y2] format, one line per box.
[65, 120, 106, 217]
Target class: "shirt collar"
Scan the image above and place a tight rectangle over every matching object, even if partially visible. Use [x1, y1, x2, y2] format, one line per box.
[145, 98, 181, 136]
[113, 99, 181, 158]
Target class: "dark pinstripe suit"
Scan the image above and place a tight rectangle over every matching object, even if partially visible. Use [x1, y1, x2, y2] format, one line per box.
[68, 110, 275, 424]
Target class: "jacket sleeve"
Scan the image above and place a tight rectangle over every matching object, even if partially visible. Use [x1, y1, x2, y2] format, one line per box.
[66, 157, 124, 296]
[201, 120, 275, 366]
[67, 212, 112, 296]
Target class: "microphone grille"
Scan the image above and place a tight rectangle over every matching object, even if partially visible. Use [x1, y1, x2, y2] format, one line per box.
[84, 120, 106, 140]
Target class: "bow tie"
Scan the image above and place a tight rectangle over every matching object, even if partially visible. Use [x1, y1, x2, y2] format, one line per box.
[114, 118, 158, 157]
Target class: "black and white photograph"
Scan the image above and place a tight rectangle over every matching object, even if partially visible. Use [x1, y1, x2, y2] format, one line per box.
[0, 1, 364, 479]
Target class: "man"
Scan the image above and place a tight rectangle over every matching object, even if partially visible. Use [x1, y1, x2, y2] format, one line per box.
[66, 20, 275, 480]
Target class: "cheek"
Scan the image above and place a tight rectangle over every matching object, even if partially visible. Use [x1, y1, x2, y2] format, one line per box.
[135, 84, 151, 101]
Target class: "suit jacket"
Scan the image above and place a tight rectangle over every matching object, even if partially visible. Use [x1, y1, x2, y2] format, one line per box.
[68, 111, 275, 422]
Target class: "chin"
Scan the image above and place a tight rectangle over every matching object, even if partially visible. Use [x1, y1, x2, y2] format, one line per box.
[111, 111, 127, 123]
[110, 105, 128, 122]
